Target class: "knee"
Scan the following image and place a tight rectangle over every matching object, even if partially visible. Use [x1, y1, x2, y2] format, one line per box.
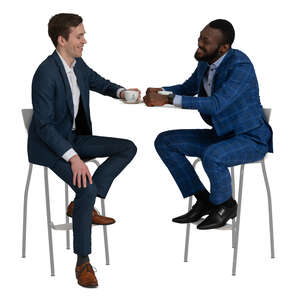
[78, 182, 98, 201]
[154, 131, 169, 150]
[202, 147, 222, 168]
[125, 140, 137, 158]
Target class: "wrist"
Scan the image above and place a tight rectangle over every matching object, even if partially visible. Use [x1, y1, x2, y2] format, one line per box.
[69, 154, 81, 164]
[167, 93, 175, 105]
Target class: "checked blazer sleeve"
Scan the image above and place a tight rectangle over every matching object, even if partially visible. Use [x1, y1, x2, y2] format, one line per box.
[182, 62, 254, 115]
[162, 67, 199, 96]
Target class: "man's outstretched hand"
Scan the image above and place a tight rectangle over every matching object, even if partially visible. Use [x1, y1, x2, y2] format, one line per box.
[143, 87, 168, 106]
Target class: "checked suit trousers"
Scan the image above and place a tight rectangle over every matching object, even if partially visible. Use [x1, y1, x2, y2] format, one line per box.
[154, 123, 271, 204]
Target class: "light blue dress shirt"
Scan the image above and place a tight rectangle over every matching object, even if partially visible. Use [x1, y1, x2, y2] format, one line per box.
[173, 52, 228, 107]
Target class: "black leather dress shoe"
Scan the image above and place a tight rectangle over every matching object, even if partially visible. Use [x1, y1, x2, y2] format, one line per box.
[197, 200, 237, 230]
[172, 200, 214, 223]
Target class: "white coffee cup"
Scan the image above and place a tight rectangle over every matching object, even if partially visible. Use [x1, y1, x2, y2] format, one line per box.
[158, 90, 173, 96]
[124, 90, 139, 103]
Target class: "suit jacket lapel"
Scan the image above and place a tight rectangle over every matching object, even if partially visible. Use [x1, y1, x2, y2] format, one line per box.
[212, 48, 233, 91]
[198, 63, 209, 96]
[52, 51, 74, 118]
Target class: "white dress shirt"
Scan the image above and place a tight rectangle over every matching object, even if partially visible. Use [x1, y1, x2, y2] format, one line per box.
[57, 52, 79, 161]
[57, 52, 124, 162]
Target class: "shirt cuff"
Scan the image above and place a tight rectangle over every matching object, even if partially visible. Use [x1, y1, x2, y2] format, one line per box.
[173, 95, 182, 107]
[117, 88, 125, 99]
[62, 148, 78, 162]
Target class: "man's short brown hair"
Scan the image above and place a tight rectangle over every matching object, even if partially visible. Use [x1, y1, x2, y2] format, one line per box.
[48, 13, 83, 47]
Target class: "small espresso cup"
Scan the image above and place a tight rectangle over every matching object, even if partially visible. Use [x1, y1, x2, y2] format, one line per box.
[124, 90, 139, 103]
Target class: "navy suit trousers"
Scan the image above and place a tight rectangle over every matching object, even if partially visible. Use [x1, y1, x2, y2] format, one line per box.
[154, 123, 271, 204]
[49, 133, 137, 256]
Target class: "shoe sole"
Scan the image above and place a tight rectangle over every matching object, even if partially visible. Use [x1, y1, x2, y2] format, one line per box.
[78, 282, 98, 288]
[67, 213, 115, 225]
[172, 218, 203, 224]
[172, 213, 211, 224]
[197, 211, 237, 230]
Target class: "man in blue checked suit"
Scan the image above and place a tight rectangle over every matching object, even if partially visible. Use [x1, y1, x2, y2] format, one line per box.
[143, 19, 273, 230]
[28, 13, 139, 287]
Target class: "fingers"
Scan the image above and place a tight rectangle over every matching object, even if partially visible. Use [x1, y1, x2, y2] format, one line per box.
[77, 172, 82, 188]
[73, 171, 77, 186]
[143, 94, 154, 106]
[82, 173, 87, 188]
[71, 160, 93, 189]
[143, 94, 149, 105]
[146, 87, 161, 95]
[87, 170, 93, 185]
[78, 169, 92, 188]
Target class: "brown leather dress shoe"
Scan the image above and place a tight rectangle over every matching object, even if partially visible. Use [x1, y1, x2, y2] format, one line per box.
[75, 262, 98, 288]
[67, 201, 116, 225]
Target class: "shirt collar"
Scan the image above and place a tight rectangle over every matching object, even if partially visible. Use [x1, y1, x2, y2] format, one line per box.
[208, 51, 228, 70]
[56, 51, 76, 73]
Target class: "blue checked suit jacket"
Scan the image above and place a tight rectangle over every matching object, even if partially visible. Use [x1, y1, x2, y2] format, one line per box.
[163, 48, 273, 152]
[28, 51, 123, 168]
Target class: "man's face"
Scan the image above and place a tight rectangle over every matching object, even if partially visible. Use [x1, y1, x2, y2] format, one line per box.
[194, 25, 224, 63]
[62, 23, 87, 58]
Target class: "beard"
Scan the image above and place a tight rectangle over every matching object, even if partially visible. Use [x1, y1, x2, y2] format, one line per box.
[194, 46, 220, 63]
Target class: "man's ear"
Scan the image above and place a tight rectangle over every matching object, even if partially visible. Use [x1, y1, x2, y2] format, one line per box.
[57, 35, 65, 47]
[219, 43, 230, 55]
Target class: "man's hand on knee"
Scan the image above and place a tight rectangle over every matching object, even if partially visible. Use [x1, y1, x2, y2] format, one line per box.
[69, 155, 93, 188]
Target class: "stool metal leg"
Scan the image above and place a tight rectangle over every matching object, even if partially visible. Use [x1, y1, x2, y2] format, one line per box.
[232, 164, 245, 276]
[184, 196, 193, 262]
[22, 163, 33, 258]
[100, 198, 110, 265]
[183, 158, 200, 262]
[44, 167, 55, 276]
[65, 183, 70, 250]
[88, 159, 110, 265]
[230, 167, 236, 248]
[231, 167, 236, 199]
[261, 159, 275, 258]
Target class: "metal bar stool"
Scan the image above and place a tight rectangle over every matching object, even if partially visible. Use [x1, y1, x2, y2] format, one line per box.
[21, 109, 110, 276]
[183, 108, 275, 275]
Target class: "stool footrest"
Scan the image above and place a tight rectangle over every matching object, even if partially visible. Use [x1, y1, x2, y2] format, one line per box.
[50, 222, 98, 231]
[51, 222, 72, 230]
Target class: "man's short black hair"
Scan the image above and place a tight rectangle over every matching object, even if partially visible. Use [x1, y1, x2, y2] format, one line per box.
[209, 19, 235, 46]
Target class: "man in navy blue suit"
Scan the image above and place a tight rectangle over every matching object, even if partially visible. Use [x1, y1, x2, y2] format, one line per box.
[143, 20, 273, 230]
[28, 13, 139, 287]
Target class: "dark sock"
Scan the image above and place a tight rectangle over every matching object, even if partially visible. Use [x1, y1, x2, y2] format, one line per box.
[220, 197, 236, 208]
[194, 189, 210, 203]
[76, 255, 89, 266]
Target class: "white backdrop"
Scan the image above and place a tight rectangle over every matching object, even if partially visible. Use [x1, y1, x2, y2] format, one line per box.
[1, 0, 290, 298]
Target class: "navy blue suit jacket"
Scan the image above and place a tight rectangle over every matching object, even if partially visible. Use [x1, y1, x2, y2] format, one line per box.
[163, 48, 273, 152]
[28, 51, 123, 168]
